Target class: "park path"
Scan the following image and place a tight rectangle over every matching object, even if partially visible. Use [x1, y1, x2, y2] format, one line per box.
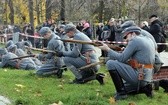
[0, 96, 11, 105]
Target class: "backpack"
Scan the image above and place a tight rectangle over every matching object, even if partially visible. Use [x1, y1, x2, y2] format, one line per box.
[157, 33, 167, 53]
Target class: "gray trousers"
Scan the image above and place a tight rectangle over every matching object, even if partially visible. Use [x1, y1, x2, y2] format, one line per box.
[106, 60, 153, 92]
[36, 57, 64, 76]
[63, 56, 99, 79]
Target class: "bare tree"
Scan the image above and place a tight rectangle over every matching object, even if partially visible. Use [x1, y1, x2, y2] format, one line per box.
[98, 0, 104, 22]
[60, 0, 65, 21]
[28, 0, 34, 28]
[7, 0, 14, 25]
[46, 0, 52, 20]
[35, 0, 41, 24]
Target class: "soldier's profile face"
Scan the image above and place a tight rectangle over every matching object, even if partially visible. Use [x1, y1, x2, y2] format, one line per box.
[66, 31, 74, 38]
[43, 32, 50, 39]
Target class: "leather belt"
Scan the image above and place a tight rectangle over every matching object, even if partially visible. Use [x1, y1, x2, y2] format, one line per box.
[128, 59, 153, 69]
[139, 64, 153, 69]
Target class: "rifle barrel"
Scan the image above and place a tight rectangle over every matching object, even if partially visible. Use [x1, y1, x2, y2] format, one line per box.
[25, 46, 56, 53]
[9, 55, 35, 60]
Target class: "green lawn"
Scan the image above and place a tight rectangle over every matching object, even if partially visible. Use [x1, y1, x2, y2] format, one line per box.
[0, 66, 168, 105]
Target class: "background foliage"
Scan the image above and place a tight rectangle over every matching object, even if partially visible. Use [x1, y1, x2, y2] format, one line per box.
[0, 0, 168, 28]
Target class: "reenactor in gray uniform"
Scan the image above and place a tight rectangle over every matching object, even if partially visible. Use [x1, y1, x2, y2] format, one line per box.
[7, 44, 17, 53]
[0, 48, 8, 62]
[15, 40, 33, 54]
[99, 26, 155, 100]
[57, 24, 104, 84]
[15, 49, 38, 70]
[5, 40, 14, 48]
[36, 27, 65, 78]
[120, 20, 163, 73]
[58, 24, 71, 51]
[0, 52, 19, 68]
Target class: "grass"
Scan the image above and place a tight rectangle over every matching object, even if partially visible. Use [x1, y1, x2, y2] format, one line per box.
[0, 66, 168, 105]
[0, 40, 168, 105]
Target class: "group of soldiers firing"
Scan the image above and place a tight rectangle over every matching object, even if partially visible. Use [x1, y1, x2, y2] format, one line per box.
[0, 15, 168, 101]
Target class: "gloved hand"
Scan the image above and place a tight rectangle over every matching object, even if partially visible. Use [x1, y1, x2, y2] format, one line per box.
[56, 51, 64, 57]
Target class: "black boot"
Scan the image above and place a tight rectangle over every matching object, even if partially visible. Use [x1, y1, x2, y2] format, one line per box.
[153, 80, 160, 90]
[108, 70, 127, 100]
[139, 83, 153, 98]
[96, 73, 105, 85]
[69, 78, 85, 84]
[159, 79, 168, 93]
[56, 68, 64, 78]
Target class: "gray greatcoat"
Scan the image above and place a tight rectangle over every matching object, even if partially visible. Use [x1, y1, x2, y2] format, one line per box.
[36, 33, 65, 76]
[106, 34, 155, 92]
[63, 30, 100, 79]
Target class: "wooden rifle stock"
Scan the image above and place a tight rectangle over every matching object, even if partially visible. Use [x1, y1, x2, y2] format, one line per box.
[9, 55, 36, 60]
[25, 46, 56, 54]
[79, 61, 103, 70]
[60, 39, 122, 51]
[60, 39, 100, 46]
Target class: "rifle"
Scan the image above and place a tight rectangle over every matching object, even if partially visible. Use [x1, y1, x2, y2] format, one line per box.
[9, 54, 36, 60]
[25, 46, 56, 54]
[60, 39, 122, 51]
[79, 61, 104, 70]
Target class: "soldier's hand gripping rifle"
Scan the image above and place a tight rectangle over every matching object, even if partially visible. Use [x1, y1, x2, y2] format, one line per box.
[9, 54, 36, 60]
[60, 39, 122, 51]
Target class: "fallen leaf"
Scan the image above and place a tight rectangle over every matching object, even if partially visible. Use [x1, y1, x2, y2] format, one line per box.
[58, 85, 63, 89]
[15, 84, 25, 88]
[95, 89, 101, 92]
[14, 88, 20, 92]
[128, 102, 136, 105]
[49, 103, 58, 105]
[96, 92, 99, 97]
[49, 101, 63, 105]
[109, 97, 116, 105]
[58, 101, 63, 105]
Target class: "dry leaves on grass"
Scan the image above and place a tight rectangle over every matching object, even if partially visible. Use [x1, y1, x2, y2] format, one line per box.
[58, 85, 64, 89]
[15, 84, 26, 92]
[49, 101, 63, 105]
[109, 97, 116, 104]
[128, 102, 136, 105]
[15, 84, 26, 88]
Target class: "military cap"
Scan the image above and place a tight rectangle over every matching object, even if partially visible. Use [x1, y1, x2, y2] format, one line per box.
[149, 14, 157, 19]
[120, 20, 136, 29]
[0, 48, 8, 55]
[64, 24, 76, 33]
[122, 26, 141, 38]
[5, 40, 14, 48]
[59, 24, 65, 29]
[39, 27, 51, 36]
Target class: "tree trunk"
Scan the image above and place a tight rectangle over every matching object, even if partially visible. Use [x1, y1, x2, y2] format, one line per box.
[98, 0, 104, 22]
[7, 0, 14, 25]
[46, 0, 52, 20]
[36, 0, 40, 24]
[28, 0, 34, 28]
[60, 0, 65, 21]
